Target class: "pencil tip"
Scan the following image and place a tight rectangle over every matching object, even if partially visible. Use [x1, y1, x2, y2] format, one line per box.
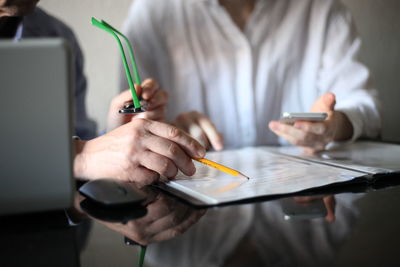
[238, 173, 250, 180]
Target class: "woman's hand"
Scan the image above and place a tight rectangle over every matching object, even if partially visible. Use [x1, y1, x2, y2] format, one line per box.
[173, 111, 224, 151]
[107, 79, 168, 132]
[293, 195, 336, 222]
[269, 93, 353, 153]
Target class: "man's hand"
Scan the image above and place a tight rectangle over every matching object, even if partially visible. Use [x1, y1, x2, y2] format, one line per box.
[74, 119, 205, 186]
[100, 191, 206, 245]
[107, 79, 168, 132]
[269, 93, 353, 153]
[173, 111, 224, 151]
[70, 188, 205, 245]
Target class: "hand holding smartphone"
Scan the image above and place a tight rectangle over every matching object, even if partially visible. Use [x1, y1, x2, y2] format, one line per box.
[280, 112, 327, 124]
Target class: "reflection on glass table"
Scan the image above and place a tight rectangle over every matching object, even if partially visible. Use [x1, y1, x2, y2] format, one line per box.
[80, 176, 400, 267]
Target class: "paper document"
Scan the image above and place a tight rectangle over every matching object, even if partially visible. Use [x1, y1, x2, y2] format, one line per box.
[159, 147, 366, 206]
[272, 142, 400, 174]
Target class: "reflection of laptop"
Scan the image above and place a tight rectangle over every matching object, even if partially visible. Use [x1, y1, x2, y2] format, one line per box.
[0, 39, 74, 215]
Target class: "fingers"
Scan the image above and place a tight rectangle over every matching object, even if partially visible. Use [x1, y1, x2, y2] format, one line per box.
[138, 150, 179, 179]
[144, 119, 206, 159]
[268, 93, 339, 152]
[125, 166, 160, 186]
[144, 202, 190, 234]
[141, 133, 196, 176]
[120, 195, 187, 245]
[140, 90, 168, 121]
[269, 121, 328, 150]
[122, 81, 165, 110]
[125, 195, 205, 245]
[175, 111, 224, 151]
[196, 113, 224, 151]
[135, 79, 167, 122]
[293, 195, 336, 223]
[112, 89, 135, 108]
[294, 121, 327, 135]
[140, 79, 160, 100]
[107, 89, 137, 132]
[323, 196, 336, 223]
[137, 105, 166, 121]
[149, 209, 205, 243]
[311, 92, 336, 113]
[175, 112, 211, 149]
[146, 90, 168, 110]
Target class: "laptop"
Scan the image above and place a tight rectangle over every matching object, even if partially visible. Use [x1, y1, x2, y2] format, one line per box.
[0, 39, 74, 216]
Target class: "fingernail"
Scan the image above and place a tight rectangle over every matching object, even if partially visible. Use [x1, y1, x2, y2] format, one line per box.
[196, 147, 206, 158]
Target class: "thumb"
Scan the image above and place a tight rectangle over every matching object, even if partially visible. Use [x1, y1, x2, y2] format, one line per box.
[311, 92, 336, 112]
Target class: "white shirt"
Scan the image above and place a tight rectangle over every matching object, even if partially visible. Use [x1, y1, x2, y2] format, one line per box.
[120, 1, 379, 264]
[121, 0, 381, 149]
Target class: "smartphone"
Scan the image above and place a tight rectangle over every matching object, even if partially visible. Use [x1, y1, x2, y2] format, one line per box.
[280, 112, 327, 124]
[280, 197, 327, 220]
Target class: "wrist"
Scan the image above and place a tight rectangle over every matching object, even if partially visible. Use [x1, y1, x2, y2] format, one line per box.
[333, 111, 353, 141]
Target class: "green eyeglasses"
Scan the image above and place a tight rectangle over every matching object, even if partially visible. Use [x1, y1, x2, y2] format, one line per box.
[91, 17, 144, 113]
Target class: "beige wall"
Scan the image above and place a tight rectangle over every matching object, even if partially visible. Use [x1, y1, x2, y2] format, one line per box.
[39, 0, 400, 142]
[39, 0, 133, 131]
[343, 0, 400, 142]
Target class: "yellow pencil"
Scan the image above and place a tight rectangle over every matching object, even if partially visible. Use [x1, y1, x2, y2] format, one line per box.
[194, 158, 250, 180]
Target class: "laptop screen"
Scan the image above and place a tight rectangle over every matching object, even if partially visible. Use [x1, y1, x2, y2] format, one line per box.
[0, 39, 74, 215]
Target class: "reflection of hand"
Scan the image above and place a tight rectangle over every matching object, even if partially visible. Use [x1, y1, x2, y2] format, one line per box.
[269, 93, 353, 153]
[98, 191, 206, 245]
[293, 195, 336, 222]
[107, 79, 168, 132]
[74, 119, 205, 186]
[173, 111, 224, 151]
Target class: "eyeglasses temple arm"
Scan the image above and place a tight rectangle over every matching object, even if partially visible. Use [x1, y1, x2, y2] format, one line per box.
[91, 17, 141, 109]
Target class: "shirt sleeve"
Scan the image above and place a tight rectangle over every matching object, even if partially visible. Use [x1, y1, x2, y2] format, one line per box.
[317, 2, 381, 141]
